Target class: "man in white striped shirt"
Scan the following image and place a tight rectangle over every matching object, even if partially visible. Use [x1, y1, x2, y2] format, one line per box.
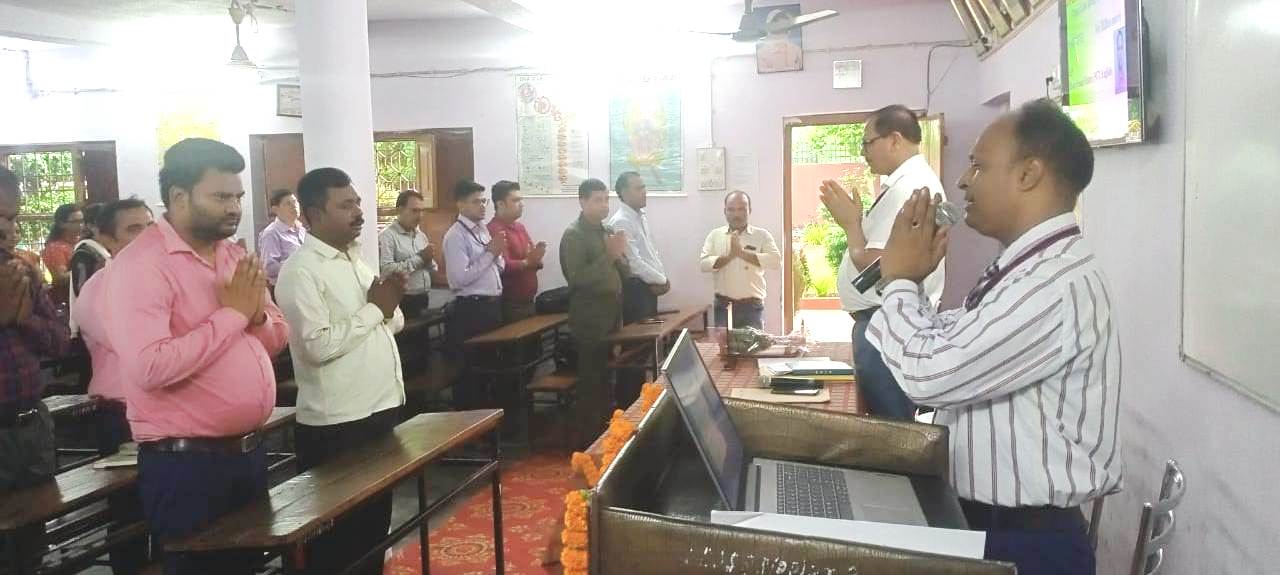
[868, 99, 1120, 575]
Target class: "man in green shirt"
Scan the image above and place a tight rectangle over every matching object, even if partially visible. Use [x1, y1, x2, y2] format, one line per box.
[559, 178, 630, 438]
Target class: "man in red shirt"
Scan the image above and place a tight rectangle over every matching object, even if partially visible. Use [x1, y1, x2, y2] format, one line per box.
[487, 180, 546, 323]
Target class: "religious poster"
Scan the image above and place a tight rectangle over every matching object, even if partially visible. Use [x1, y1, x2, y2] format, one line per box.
[755, 4, 804, 74]
[608, 76, 683, 192]
[155, 100, 219, 164]
[515, 74, 589, 196]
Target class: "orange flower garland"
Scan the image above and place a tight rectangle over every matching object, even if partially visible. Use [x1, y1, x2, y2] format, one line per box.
[561, 382, 665, 572]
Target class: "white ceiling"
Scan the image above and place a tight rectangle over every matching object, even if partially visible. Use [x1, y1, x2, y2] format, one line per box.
[0, 0, 488, 24]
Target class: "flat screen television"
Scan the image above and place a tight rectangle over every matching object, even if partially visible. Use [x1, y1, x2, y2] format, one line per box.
[1059, 0, 1149, 146]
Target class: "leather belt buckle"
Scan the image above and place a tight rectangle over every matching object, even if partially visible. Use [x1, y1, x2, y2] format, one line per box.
[16, 408, 39, 426]
[240, 432, 259, 454]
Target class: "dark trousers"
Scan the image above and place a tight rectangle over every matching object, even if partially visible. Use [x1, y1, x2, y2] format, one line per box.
[0, 402, 56, 572]
[617, 279, 657, 407]
[137, 444, 268, 575]
[447, 296, 505, 408]
[713, 298, 764, 330]
[295, 407, 400, 575]
[621, 278, 658, 323]
[400, 292, 432, 318]
[961, 499, 1096, 575]
[501, 298, 536, 324]
[96, 405, 148, 574]
[852, 309, 917, 420]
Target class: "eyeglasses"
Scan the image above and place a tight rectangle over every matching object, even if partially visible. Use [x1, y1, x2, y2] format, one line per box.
[861, 135, 887, 151]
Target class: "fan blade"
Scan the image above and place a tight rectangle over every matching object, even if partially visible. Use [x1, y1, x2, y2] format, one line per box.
[689, 31, 738, 36]
[784, 9, 838, 30]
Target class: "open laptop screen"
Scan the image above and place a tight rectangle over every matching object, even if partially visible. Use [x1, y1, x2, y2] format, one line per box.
[661, 330, 746, 510]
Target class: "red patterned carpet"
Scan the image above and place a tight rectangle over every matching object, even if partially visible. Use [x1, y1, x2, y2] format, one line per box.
[384, 453, 573, 575]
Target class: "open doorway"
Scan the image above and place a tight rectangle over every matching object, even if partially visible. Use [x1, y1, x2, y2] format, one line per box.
[782, 113, 943, 339]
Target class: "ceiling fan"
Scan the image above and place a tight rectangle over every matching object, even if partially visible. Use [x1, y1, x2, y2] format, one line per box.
[697, 0, 839, 42]
[226, 0, 291, 67]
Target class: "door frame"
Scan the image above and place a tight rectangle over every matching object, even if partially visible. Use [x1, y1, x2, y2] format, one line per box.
[781, 110, 943, 333]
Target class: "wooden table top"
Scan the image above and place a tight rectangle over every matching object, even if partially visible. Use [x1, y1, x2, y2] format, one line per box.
[465, 313, 568, 347]
[400, 310, 447, 336]
[167, 409, 503, 552]
[588, 340, 859, 455]
[605, 306, 708, 345]
[42, 394, 98, 419]
[262, 407, 296, 433]
[0, 464, 137, 532]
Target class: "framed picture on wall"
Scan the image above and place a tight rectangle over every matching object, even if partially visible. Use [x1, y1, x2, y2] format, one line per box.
[697, 147, 726, 191]
[276, 84, 301, 117]
[755, 4, 804, 74]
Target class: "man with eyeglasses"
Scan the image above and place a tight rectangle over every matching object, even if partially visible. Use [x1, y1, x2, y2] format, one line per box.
[442, 180, 505, 408]
[821, 104, 947, 421]
[379, 189, 437, 317]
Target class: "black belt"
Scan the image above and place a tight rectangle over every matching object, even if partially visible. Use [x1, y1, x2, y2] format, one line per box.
[851, 307, 880, 321]
[960, 499, 1087, 533]
[715, 294, 763, 305]
[139, 432, 262, 455]
[0, 400, 43, 428]
[456, 295, 500, 303]
[98, 398, 127, 414]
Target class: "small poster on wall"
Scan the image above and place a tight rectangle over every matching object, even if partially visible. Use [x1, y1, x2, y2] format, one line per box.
[697, 147, 726, 191]
[609, 76, 683, 192]
[276, 84, 301, 117]
[515, 74, 590, 195]
[755, 4, 804, 74]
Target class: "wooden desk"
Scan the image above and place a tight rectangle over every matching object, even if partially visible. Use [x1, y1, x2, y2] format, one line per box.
[605, 306, 710, 376]
[168, 409, 505, 575]
[464, 314, 569, 439]
[465, 312, 567, 347]
[588, 340, 859, 455]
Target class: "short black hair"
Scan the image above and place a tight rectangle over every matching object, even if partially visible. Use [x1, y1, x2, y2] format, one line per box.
[269, 188, 294, 207]
[614, 171, 640, 197]
[396, 189, 424, 208]
[296, 167, 352, 220]
[1012, 98, 1094, 195]
[82, 202, 105, 233]
[0, 166, 17, 200]
[97, 198, 151, 238]
[157, 138, 245, 207]
[453, 179, 485, 202]
[868, 104, 921, 144]
[491, 180, 520, 204]
[578, 178, 608, 200]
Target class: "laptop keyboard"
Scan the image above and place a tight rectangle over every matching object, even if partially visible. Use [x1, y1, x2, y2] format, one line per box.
[776, 463, 855, 519]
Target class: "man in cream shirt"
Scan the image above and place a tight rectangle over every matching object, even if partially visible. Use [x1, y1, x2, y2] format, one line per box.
[824, 104, 946, 420]
[699, 191, 781, 329]
[276, 167, 407, 575]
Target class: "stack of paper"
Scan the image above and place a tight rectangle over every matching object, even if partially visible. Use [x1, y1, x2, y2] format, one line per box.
[93, 442, 138, 469]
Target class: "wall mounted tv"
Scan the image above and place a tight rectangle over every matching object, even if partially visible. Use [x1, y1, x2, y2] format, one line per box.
[1060, 0, 1149, 146]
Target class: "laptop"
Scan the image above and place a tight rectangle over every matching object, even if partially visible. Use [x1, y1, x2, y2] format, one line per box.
[662, 330, 928, 525]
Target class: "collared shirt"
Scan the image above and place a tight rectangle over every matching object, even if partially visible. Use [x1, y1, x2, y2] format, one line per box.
[257, 218, 307, 286]
[442, 216, 504, 297]
[867, 213, 1122, 508]
[487, 218, 539, 302]
[103, 218, 289, 442]
[698, 224, 782, 301]
[73, 265, 123, 401]
[0, 250, 69, 408]
[68, 238, 110, 337]
[41, 239, 73, 276]
[837, 154, 947, 312]
[377, 220, 437, 296]
[276, 235, 405, 427]
[559, 214, 630, 336]
[606, 203, 667, 285]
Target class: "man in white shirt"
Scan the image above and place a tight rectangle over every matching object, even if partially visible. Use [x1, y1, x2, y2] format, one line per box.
[823, 104, 946, 420]
[276, 167, 407, 575]
[607, 171, 669, 323]
[869, 99, 1118, 574]
[699, 191, 781, 329]
[378, 189, 437, 317]
[441, 180, 506, 408]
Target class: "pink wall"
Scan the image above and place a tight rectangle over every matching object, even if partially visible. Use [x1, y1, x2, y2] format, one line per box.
[790, 162, 864, 226]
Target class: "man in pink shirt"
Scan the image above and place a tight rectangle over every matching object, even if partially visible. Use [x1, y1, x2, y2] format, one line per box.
[104, 138, 288, 575]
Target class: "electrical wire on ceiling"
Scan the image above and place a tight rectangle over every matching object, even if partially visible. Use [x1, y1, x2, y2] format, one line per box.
[925, 42, 973, 113]
[370, 65, 533, 80]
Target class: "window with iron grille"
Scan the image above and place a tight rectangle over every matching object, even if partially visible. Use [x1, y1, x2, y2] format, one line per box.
[374, 139, 419, 229]
[5, 150, 80, 257]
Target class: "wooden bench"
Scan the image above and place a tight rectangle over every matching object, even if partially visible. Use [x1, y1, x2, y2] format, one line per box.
[606, 306, 710, 377]
[168, 410, 505, 575]
[0, 407, 299, 575]
[42, 395, 99, 422]
[463, 313, 568, 442]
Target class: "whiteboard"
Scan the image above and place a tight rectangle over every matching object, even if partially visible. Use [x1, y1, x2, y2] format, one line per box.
[1182, 0, 1280, 411]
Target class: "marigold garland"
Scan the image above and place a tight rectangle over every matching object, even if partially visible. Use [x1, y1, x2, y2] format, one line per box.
[561, 382, 665, 572]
